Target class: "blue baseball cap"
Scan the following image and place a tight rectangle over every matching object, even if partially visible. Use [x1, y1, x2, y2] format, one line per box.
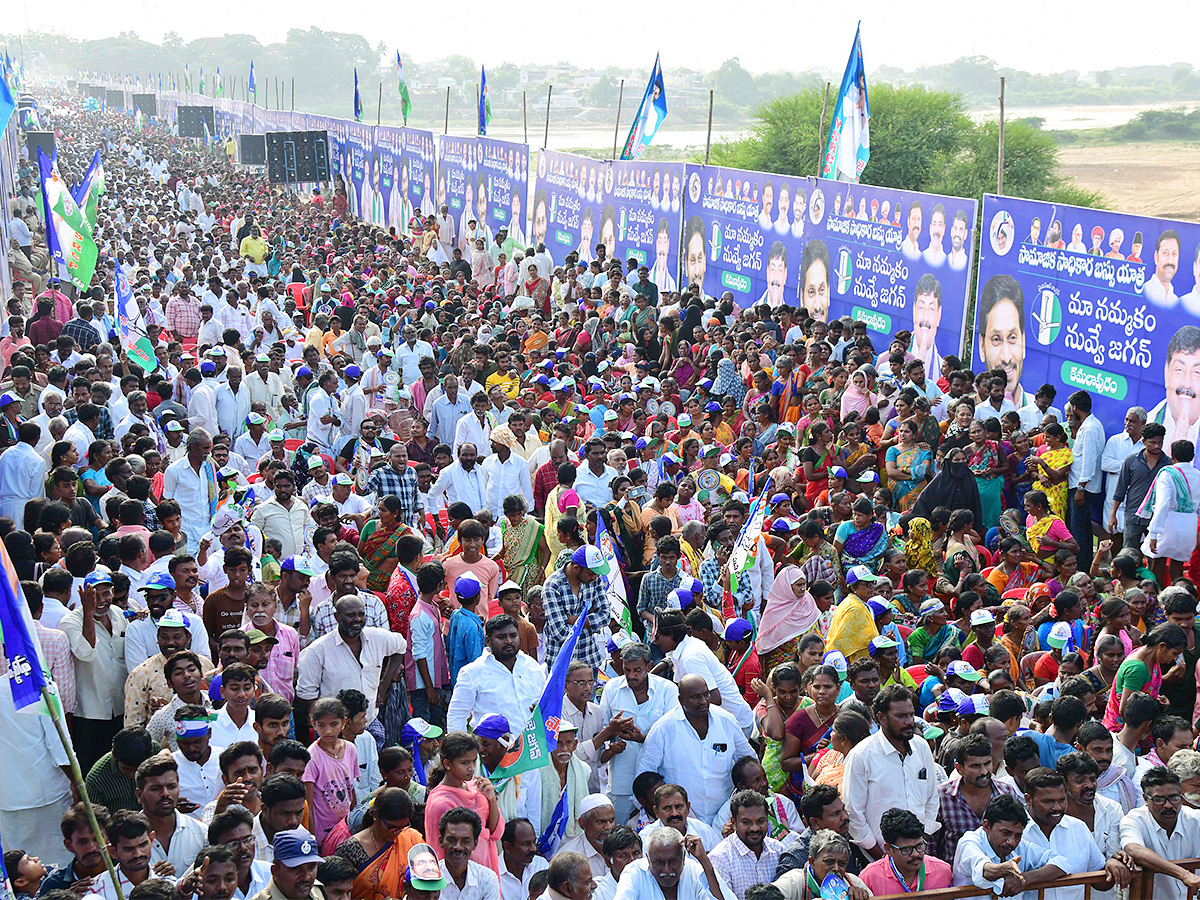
[143, 572, 176, 591]
[273, 829, 324, 867]
[723, 617, 753, 641]
[454, 573, 482, 598]
[83, 569, 113, 587]
[345, 364, 362, 378]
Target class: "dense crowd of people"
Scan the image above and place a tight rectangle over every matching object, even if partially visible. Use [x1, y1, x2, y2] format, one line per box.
[8, 86, 1200, 900]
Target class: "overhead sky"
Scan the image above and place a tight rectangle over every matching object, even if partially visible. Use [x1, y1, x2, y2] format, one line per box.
[12, 0, 1200, 75]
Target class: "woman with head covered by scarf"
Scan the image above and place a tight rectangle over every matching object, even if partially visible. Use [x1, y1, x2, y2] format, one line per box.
[757, 565, 820, 673]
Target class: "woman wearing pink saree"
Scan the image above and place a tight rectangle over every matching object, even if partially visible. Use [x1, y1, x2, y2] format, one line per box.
[839, 369, 877, 421]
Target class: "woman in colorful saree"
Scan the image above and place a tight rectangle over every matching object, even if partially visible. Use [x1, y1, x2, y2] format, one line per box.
[333, 788, 424, 900]
[833, 496, 889, 573]
[1024, 489, 1079, 560]
[358, 494, 410, 593]
[1031, 423, 1073, 519]
[780, 664, 842, 801]
[884, 419, 933, 513]
[966, 419, 1006, 529]
[498, 494, 549, 593]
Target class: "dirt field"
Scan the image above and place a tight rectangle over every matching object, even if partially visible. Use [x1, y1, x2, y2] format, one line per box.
[1057, 142, 1200, 221]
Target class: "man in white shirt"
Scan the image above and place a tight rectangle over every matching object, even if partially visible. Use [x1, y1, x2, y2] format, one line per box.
[427, 443, 489, 516]
[295, 595, 407, 729]
[499, 819, 548, 900]
[614, 828, 727, 900]
[575, 438, 619, 510]
[187, 364, 221, 435]
[842, 684, 940, 856]
[439, 806, 503, 900]
[639, 784, 723, 851]
[447, 616, 545, 732]
[951, 796, 1068, 897]
[597, 643, 680, 822]
[558, 794, 615, 878]
[1101, 407, 1145, 542]
[454, 392, 493, 457]
[481, 426, 534, 519]
[137, 754, 209, 874]
[216, 368, 254, 440]
[0, 420, 47, 521]
[1121, 765, 1200, 898]
[1066, 389, 1107, 571]
[306, 371, 342, 454]
[172, 712, 225, 816]
[655, 612, 755, 736]
[1021, 767, 1132, 900]
[394, 325, 435, 386]
[636, 675, 754, 824]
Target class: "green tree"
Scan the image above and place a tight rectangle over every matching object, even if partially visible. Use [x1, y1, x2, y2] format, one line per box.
[711, 57, 757, 110]
[586, 75, 620, 108]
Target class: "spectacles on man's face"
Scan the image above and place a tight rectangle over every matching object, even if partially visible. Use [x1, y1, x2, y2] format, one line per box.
[1148, 793, 1184, 808]
[887, 840, 927, 857]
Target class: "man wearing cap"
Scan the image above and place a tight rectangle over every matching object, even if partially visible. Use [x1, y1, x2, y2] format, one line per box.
[125, 573, 211, 672]
[60, 569, 129, 772]
[234, 412, 272, 466]
[188, 364, 221, 435]
[559, 793, 616, 878]
[251, 828, 325, 900]
[542, 545, 612, 673]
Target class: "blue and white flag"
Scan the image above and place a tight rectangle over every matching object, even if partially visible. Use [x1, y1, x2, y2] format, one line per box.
[353, 68, 363, 122]
[0, 546, 48, 713]
[621, 54, 667, 160]
[0, 64, 13, 135]
[478, 65, 491, 135]
[248, 61, 256, 101]
[820, 23, 870, 183]
[537, 786, 569, 856]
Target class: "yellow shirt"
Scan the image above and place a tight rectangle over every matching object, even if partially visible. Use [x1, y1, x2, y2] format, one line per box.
[239, 235, 269, 264]
[486, 371, 520, 399]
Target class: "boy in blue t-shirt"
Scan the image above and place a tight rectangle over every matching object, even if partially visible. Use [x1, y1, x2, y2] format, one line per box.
[447, 573, 485, 680]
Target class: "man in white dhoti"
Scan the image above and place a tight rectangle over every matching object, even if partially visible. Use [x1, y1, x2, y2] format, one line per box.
[1142, 439, 1200, 584]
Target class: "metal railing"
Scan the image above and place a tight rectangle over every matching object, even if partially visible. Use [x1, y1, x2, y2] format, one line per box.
[873, 857, 1200, 899]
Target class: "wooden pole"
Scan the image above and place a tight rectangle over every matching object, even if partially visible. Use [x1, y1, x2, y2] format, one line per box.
[444, 86, 450, 134]
[475, 83, 480, 134]
[377, 82, 382, 126]
[612, 79, 624, 159]
[544, 84, 552, 148]
[704, 89, 714, 164]
[42, 687, 128, 900]
[816, 81, 831, 174]
[523, 91, 528, 145]
[997, 76, 1006, 195]
[276, 77, 280, 110]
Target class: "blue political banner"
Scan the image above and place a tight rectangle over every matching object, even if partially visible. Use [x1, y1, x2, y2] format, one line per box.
[534, 150, 602, 265]
[607, 159, 683, 294]
[683, 165, 977, 368]
[370, 126, 402, 228]
[345, 122, 372, 221]
[477, 136, 530, 257]
[404, 127, 438, 225]
[975, 194, 1199, 442]
[440, 135, 475, 250]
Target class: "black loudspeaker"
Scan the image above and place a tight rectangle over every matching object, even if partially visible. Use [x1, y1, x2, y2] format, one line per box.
[105, 90, 124, 110]
[25, 131, 55, 161]
[177, 105, 216, 139]
[132, 93, 157, 116]
[264, 130, 330, 184]
[67, 80, 77, 91]
[239, 134, 266, 165]
[84, 85, 106, 101]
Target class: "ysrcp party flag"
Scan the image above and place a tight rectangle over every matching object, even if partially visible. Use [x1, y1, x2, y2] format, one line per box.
[821, 24, 870, 183]
[354, 68, 363, 123]
[116, 268, 156, 372]
[397, 53, 411, 124]
[478, 65, 491, 135]
[0, 540, 56, 715]
[488, 598, 592, 781]
[248, 61, 256, 101]
[594, 516, 632, 635]
[730, 477, 772, 596]
[621, 54, 667, 161]
[72, 150, 106, 233]
[37, 148, 99, 292]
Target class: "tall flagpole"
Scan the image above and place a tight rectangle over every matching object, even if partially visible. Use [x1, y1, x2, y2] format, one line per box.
[612, 80, 624, 160]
